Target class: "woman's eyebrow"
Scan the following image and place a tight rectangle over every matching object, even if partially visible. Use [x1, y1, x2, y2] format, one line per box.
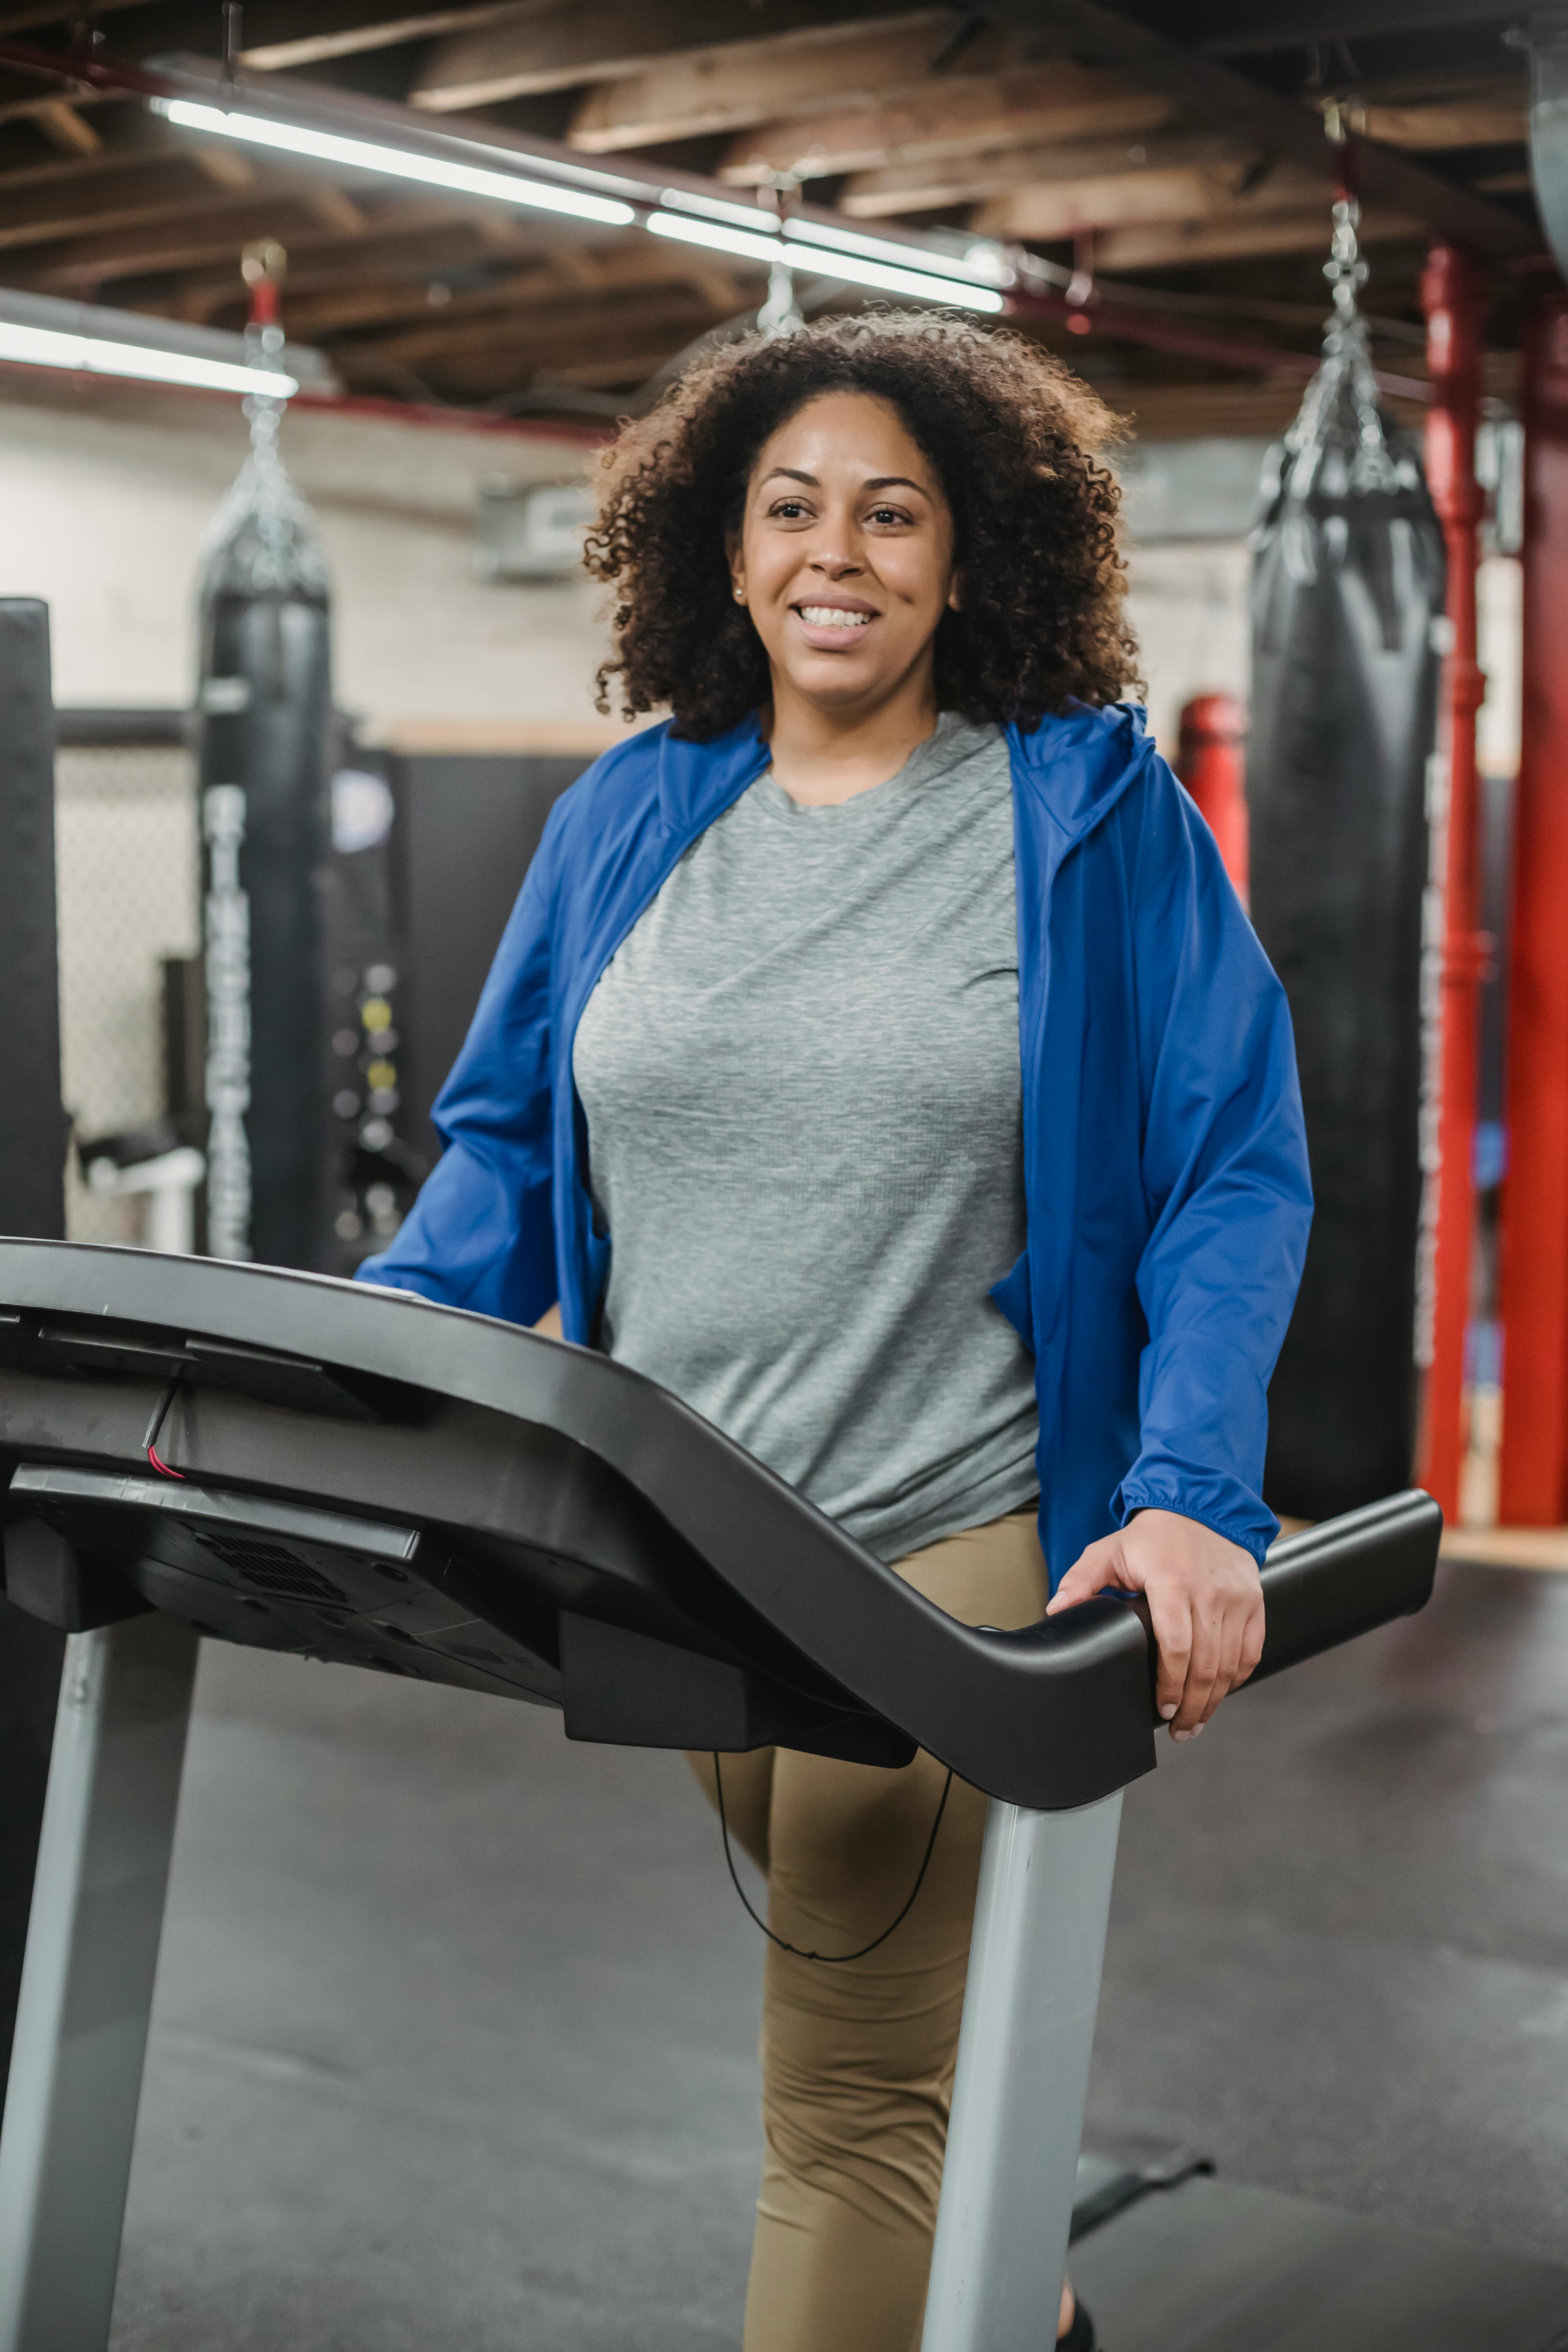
[864, 475, 926, 494]
[761, 466, 818, 486]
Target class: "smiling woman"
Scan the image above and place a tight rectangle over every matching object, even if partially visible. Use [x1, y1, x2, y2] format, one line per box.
[584, 312, 1142, 745]
[363, 306, 1310, 2352]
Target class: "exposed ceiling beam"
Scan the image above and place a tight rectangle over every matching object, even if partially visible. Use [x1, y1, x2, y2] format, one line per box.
[33, 99, 102, 155]
[840, 130, 1235, 218]
[141, 212, 555, 318]
[281, 240, 747, 338]
[410, 0, 928, 111]
[1092, 201, 1423, 274]
[1351, 91, 1527, 149]
[1194, 0, 1526, 57]
[0, 151, 288, 252]
[338, 288, 735, 379]
[717, 63, 1176, 185]
[973, 155, 1328, 243]
[568, 13, 1039, 152]
[9, 192, 474, 292]
[978, 0, 1535, 255]
[0, 0, 145, 29]
[240, 2, 534, 72]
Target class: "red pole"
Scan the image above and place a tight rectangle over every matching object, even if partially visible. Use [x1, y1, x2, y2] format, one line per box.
[1175, 693, 1249, 903]
[1498, 290, 1568, 1524]
[1416, 242, 1489, 1522]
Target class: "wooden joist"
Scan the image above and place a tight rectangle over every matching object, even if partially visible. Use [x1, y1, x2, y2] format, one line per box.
[567, 13, 1038, 153]
[717, 64, 1176, 185]
[1352, 91, 1528, 150]
[1093, 202, 1423, 275]
[410, 0, 926, 111]
[280, 240, 742, 340]
[9, 192, 474, 293]
[840, 130, 1234, 218]
[972, 156, 1328, 245]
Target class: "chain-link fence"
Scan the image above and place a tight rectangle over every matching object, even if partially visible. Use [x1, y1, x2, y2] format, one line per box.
[54, 744, 200, 1245]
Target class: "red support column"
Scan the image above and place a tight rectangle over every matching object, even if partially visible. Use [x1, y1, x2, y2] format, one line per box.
[1176, 693, 1249, 903]
[1499, 290, 1568, 1524]
[1417, 242, 1489, 1521]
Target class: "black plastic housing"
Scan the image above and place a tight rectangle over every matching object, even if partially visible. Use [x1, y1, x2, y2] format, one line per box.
[0, 1243, 1440, 1812]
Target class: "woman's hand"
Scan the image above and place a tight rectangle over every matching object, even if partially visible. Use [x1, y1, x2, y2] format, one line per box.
[1045, 1509, 1264, 1740]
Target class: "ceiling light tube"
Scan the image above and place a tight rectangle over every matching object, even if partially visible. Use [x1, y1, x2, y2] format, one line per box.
[646, 210, 788, 268]
[784, 216, 1009, 288]
[658, 187, 780, 235]
[154, 97, 636, 227]
[778, 242, 1005, 314]
[0, 317, 297, 398]
[649, 212, 1004, 311]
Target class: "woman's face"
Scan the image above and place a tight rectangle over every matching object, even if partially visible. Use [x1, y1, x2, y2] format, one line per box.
[730, 390, 959, 717]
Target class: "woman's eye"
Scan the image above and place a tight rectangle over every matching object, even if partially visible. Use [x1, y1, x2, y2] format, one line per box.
[869, 506, 912, 526]
[770, 500, 808, 519]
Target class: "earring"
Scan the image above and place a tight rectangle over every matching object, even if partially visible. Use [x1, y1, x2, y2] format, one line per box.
[734, 588, 745, 603]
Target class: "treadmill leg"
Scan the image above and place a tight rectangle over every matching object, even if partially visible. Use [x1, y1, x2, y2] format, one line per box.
[0, 1615, 199, 2352]
[921, 1791, 1123, 2352]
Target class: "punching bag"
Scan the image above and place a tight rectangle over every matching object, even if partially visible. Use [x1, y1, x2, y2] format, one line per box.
[197, 281, 334, 1270]
[1248, 201, 1446, 1520]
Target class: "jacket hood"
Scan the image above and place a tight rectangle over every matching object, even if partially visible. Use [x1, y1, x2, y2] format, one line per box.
[1005, 701, 1160, 848]
[649, 702, 1157, 846]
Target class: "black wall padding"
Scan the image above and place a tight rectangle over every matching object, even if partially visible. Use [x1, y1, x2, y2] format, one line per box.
[1249, 439, 1445, 1520]
[0, 601, 65, 1240]
[198, 572, 334, 1270]
[0, 597, 67, 2125]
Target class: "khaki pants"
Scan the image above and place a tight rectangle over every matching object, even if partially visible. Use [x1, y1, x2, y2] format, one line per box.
[687, 1506, 1049, 2352]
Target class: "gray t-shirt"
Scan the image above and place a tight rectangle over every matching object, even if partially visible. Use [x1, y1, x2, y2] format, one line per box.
[571, 711, 1039, 1562]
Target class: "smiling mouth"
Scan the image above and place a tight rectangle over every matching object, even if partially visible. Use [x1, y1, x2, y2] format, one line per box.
[795, 604, 876, 632]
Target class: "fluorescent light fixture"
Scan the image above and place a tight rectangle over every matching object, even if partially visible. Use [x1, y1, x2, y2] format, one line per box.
[659, 187, 780, 234]
[785, 216, 1007, 288]
[155, 97, 636, 227]
[647, 210, 785, 268]
[649, 211, 1005, 312]
[0, 316, 297, 398]
[779, 242, 1005, 313]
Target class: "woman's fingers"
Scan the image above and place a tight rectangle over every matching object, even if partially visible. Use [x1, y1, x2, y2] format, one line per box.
[1043, 1539, 1122, 1614]
[1234, 1593, 1267, 1688]
[1200, 1608, 1247, 1725]
[1142, 1579, 1194, 1726]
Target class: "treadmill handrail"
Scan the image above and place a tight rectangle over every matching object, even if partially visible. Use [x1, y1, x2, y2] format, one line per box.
[0, 1242, 1442, 1811]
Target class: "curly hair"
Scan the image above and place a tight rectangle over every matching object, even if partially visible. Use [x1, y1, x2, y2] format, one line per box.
[584, 311, 1142, 739]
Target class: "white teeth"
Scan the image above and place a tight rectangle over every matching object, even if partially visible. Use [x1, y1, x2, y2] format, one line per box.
[799, 604, 872, 630]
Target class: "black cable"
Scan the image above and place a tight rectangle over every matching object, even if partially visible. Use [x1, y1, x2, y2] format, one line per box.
[713, 1751, 954, 1965]
[143, 1377, 186, 1480]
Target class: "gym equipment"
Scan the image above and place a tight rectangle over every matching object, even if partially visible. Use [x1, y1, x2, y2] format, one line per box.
[196, 297, 334, 1272]
[387, 745, 594, 1162]
[1175, 692, 1248, 904]
[1248, 196, 1445, 1523]
[0, 1240, 1459, 2352]
[0, 603, 68, 2142]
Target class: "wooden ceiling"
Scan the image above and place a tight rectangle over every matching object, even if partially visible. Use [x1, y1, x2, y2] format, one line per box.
[0, 1, 1543, 435]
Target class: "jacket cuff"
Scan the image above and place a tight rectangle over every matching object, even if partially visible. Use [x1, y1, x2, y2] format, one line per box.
[1112, 1473, 1279, 1566]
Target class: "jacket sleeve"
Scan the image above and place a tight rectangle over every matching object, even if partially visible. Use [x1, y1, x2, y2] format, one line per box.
[355, 801, 564, 1325]
[1111, 758, 1313, 1562]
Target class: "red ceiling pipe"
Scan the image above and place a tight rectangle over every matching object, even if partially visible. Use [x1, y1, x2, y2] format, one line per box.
[1175, 693, 1249, 903]
[1416, 241, 1490, 1522]
[1498, 289, 1568, 1524]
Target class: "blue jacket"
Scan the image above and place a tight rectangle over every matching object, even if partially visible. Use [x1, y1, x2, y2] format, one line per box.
[359, 703, 1312, 1585]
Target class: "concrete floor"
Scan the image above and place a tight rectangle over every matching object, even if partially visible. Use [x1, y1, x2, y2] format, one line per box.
[108, 1560, 1568, 2350]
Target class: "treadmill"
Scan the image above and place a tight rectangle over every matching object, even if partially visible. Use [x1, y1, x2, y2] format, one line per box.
[0, 1240, 1562, 2352]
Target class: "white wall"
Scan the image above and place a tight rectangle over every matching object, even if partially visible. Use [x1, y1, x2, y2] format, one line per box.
[0, 379, 620, 742]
